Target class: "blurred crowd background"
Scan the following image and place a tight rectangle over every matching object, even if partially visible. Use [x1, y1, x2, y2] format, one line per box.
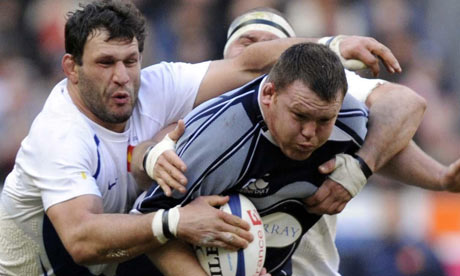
[1, 0, 460, 275]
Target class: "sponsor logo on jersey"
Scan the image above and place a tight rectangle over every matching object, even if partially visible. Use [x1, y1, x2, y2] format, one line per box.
[262, 212, 302, 247]
[239, 177, 270, 195]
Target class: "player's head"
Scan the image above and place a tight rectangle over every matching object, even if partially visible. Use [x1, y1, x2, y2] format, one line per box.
[260, 43, 347, 160]
[65, 0, 146, 66]
[62, 0, 145, 131]
[223, 7, 295, 59]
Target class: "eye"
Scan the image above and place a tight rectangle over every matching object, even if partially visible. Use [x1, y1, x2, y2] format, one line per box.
[292, 112, 307, 121]
[237, 37, 254, 47]
[319, 117, 333, 125]
[97, 59, 114, 66]
[124, 58, 138, 66]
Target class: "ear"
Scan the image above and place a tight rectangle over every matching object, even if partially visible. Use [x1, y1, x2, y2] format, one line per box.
[62, 54, 79, 84]
[260, 82, 276, 105]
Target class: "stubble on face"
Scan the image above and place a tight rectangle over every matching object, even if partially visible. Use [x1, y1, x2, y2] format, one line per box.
[74, 30, 141, 128]
[77, 67, 139, 124]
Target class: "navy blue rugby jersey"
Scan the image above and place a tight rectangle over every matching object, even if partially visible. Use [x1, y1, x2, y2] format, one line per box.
[137, 75, 368, 276]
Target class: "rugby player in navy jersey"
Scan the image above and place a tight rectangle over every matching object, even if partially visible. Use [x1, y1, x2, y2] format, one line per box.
[144, 8, 460, 276]
[135, 43, 368, 276]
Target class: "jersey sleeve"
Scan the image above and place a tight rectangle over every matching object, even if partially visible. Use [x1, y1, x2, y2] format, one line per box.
[139, 61, 211, 126]
[345, 69, 387, 103]
[22, 114, 101, 211]
[136, 98, 250, 213]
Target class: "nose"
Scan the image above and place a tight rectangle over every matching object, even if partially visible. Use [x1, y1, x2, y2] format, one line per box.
[113, 61, 129, 85]
[301, 121, 316, 139]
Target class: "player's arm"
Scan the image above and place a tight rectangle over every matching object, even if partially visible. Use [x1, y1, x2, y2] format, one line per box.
[356, 82, 427, 172]
[194, 36, 401, 106]
[305, 82, 427, 214]
[46, 194, 251, 265]
[148, 241, 272, 276]
[130, 122, 187, 193]
[148, 241, 207, 276]
[379, 140, 460, 192]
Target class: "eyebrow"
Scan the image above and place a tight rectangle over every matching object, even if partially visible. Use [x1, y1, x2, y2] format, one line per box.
[237, 34, 257, 41]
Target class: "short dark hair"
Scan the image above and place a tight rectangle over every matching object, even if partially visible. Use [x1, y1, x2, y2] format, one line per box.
[268, 43, 348, 102]
[65, 0, 146, 65]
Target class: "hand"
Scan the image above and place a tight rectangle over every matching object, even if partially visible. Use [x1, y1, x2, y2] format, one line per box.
[303, 158, 352, 215]
[338, 35, 402, 76]
[177, 195, 253, 250]
[152, 120, 188, 196]
[259, 267, 271, 276]
[441, 158, 460, 192]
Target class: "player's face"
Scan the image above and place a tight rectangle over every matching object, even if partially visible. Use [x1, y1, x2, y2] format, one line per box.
[76, 30, 141, 131]
[224, 30, 280, 59]
[262, 81, 343, 160]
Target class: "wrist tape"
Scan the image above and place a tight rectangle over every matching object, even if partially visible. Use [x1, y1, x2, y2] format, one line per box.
[328, 153, 370, 197]
[151, 206, 181, 244]
[319, 35, 367, 71]
[143, 135, 176, 180]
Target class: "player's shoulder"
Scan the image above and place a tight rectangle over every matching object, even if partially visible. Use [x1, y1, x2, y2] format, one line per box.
[29, 82, 95, 152]
[140, 61, 210, 85]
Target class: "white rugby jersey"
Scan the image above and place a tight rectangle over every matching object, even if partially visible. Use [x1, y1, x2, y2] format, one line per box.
[136, 75, 373, 276]
[0, 61, 209, 276]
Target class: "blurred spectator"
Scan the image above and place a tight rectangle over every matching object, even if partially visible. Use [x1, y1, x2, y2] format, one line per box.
[337, 179, 447, 276]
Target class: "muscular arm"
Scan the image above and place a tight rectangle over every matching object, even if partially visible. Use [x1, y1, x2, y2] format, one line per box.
[195, 36, 401, 106]
[379, 141, 460, 192]
[356, 82, 427, 172]
[306, 82, 427, 214]
[47, 194, 251, 265]
[195, 37, 316, 106]
[46, 195, 158, 265]
[148, 241, 207, 276]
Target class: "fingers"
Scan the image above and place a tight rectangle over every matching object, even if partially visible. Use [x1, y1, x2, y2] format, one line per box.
[180, 196, 253, 249]
[318, 158, 336, 174]
[304, 184, 331, 206]
[259, 267, 271, 276]
[157, 179, 172, 197]
[306, 195, 341, 215]
[340, 36, 402, 76]
[199, 195, 230, 207]
[168, 120, 185, 141]
[449, 158, 460, 173]
[444, 158, 460, 192]
[220, 209, 251, 231]
[369, 42, 402, 74]
[154, 151, 187, 195]
[304, 180, 352, 215]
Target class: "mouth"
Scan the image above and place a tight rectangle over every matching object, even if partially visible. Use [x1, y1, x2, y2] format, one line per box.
[296, 143, 315, 152]
[111, 91, 130, 105]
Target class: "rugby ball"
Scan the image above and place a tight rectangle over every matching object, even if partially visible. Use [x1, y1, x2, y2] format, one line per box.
[195, 194, 266, 276]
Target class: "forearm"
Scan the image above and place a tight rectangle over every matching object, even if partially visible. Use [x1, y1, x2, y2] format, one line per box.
[61, 212, 160, 265]
[195, 37, 317, 105]
[131, 140, 156, 190]
[378, 141, 446, 190]
[237, 37, 318, 77]
[148, 240, 206, 276]
[356, 83, 426, 171]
